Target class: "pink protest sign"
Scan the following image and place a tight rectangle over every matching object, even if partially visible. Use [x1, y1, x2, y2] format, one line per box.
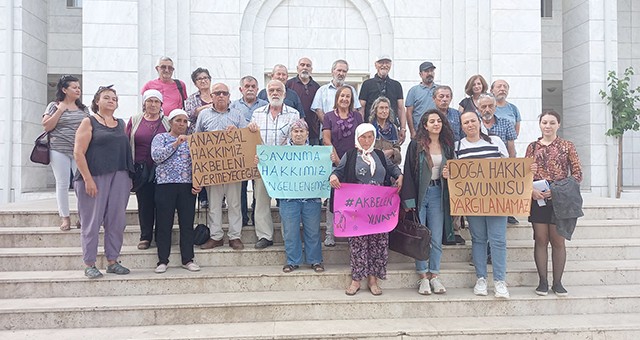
[333, 183, 400, 237]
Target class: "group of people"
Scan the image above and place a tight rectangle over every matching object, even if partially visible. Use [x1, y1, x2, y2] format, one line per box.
[42, 55, 582, 299]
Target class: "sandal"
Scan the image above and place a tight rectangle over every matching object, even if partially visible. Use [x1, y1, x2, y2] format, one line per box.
[345, 282, 360, 296]
[106, 262, 130, 275]
[60, 217, 71, 231]
[282, 264, 299, 273]
[368, 284, 382, 296]
[137, 240, 150, 250]
[311, 263, 325, 273]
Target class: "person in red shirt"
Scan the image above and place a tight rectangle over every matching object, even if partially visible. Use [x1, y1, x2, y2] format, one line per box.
[141, 57, 187, 116]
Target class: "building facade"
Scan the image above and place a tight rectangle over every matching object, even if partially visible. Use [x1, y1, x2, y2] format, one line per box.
[1, 0, 639, 203]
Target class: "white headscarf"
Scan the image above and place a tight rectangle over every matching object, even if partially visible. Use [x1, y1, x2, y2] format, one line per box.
[354, 123, 377, 176]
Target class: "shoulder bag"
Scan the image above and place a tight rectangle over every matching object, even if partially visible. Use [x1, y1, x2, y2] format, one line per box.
[389, 210, 431, 261]
[30, 131, 50, 165]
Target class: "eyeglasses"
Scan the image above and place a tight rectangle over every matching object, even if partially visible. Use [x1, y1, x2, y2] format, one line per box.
[196, 76, 211, 82]
[211, 91, 230, 96]
[60, 74, 74, 81]
[159, 65, 175, 71]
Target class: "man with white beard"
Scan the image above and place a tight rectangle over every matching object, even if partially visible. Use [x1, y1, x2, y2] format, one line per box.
[248, 80, 300, 249]
[286, 57, 321, 145]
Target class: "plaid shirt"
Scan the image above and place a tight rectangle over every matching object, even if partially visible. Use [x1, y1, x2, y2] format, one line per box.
[251, 104, 300, 146]
[484, 115, 516, 143]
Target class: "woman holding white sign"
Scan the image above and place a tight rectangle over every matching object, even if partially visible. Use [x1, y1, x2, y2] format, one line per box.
[444, 111, 510, 299]
[401, 109, 456, 295]
[526, 110, 582, 297]
[329, 123, 403, 296]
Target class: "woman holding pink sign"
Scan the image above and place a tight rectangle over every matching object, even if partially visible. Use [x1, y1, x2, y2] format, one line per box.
[329, 123, 403, 296]
[401, 109, 456, 295]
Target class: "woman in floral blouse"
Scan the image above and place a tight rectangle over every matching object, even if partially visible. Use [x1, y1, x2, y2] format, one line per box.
[526, 109, 582, 297]
[151, 109, 202, 274]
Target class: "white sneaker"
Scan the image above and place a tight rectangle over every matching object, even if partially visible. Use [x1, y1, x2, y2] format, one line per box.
[417, 278, 432, 295]
[324, 234, 335, 247]
[494, 280, 510, 299]
[182, 262, 201, 272]
[474, 277, 488, 296]
[155, 263, 167, 274]
[430, 277, 447, 294]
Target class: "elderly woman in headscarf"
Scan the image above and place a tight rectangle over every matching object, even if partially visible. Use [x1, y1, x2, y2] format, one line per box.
[278, 119, 324, 273]
[329, 123, 403, 296]
[126, 90, 170, 250]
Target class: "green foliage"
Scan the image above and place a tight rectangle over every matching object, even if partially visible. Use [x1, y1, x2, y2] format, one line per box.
[600, 67, 640, 137]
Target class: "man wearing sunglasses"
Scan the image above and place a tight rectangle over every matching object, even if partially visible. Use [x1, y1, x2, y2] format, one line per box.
[141, 56, 188, 116]
[195, 83, 249, 251]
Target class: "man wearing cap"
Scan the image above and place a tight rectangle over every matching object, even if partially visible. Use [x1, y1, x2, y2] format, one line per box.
[359, 55, 406, 142]
[249, 79, 300, 249]
[286, 57, 321, 145]
[406, 61, 438, 138]
[141, 56, 188, 116]
[491, 79, 522, 137]
[311, 59, 362, 125]
[195, 83, 248, 251]
[258, 64, 305, 118]
[230, 75, 268, 226]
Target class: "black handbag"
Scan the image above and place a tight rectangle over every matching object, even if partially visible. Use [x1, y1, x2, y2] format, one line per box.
[131, 162, 156, 192]
[30, 131, 50, 165]
[193, 201, 210, 246]
[389, 211, 431, 261]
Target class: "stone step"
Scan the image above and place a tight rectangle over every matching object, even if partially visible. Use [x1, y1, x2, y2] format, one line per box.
[0, 285, 638, 330]
[2, 313, 639, 339]
[1, 218, 637, 248]
[1, 238, 639, 271]
[1, 197, 639, 228]
[0, 207, 290, 228]
[1, 260, 638, 299]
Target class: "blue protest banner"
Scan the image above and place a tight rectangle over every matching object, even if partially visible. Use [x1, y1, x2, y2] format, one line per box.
[257, 145, 332, 198]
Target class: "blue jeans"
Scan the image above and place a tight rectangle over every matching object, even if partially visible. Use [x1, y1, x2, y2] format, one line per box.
[415, 184, 444, 274]
[279, 198, 323, 265]
[466, 215, 507, 281]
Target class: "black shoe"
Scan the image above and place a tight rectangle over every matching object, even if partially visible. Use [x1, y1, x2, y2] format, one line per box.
[455, 235, 466, 245]
[535, 281, 549, 296]
[552, 283, 568, 297]
[254, 238, 273, 249]
[507, 216, 519, 224]
[200, 200, 209, 209]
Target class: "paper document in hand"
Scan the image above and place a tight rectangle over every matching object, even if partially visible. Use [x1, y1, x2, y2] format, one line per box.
[533, 179, 550, 206]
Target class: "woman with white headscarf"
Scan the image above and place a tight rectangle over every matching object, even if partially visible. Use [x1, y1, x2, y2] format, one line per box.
[329, 123, 403, 296]
[126, 89, 171, 250]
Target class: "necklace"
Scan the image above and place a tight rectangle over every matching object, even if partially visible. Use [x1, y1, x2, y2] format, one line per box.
[95, 112, 116, 127]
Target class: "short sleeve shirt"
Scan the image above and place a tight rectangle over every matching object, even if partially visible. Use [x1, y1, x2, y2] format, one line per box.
[359, 74, 403, 122]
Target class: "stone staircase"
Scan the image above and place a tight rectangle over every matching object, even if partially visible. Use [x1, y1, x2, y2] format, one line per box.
[0, 195, 639, 339]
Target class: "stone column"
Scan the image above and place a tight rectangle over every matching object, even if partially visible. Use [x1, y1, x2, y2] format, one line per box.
[562, 0, 617, 196]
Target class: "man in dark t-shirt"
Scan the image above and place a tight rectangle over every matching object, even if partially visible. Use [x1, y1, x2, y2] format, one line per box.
[359, 55, 406, 143]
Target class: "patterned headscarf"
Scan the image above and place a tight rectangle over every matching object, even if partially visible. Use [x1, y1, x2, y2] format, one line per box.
[354, 123, 377, 176]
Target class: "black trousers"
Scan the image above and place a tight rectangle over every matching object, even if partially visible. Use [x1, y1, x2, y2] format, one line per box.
[136, 180, 157, 242]
[241, 180, 255, 224]
[155, 183, 196, 265]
